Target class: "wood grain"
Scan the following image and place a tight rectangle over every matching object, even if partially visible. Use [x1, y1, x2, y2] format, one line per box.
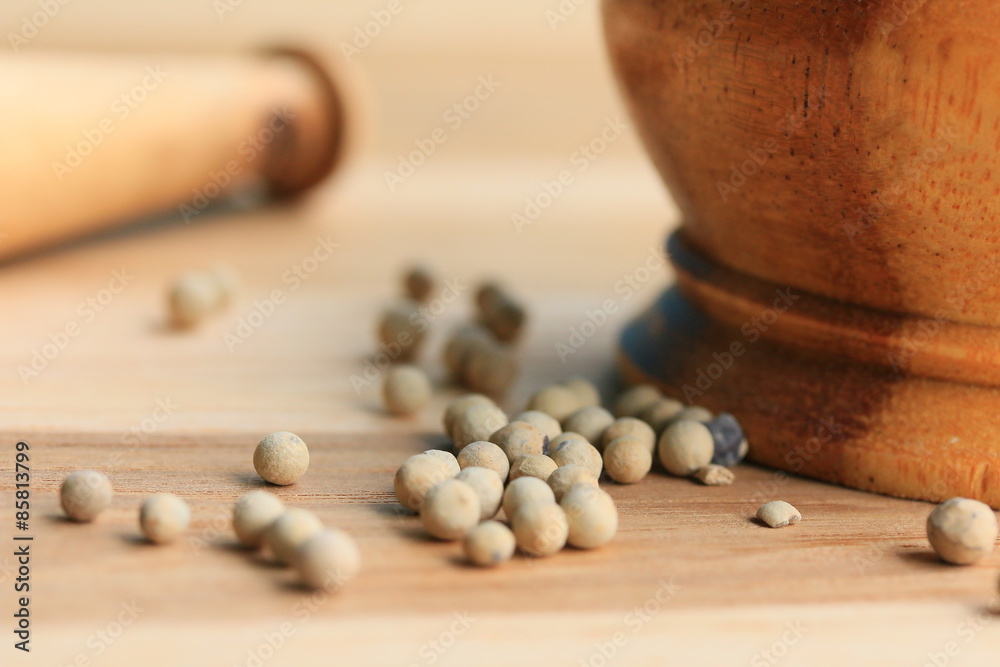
[2, 157, 1000, 665]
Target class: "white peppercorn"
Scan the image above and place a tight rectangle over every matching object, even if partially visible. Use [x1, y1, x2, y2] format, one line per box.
[266, 508, 324, 564]
[561, 485, 618, 549]
[60, 470, 113, 522]
[756, 500, 801, 528]
[491, 421, 548, 464]
[509, 454, 558, 482]
[383, 365, 432, 416]
[639, 397, 684, 433]
[603, 436, 652, 484]
[463, 520, 516, 567]
[547, 464, 599, 502]
[253, 431, 310, 486]
[419, 449, 461, 477]
[139, 493, 191, 544]
[168, 271, 221, 328]
[562, 406, 615, 452]
[694, 464, 735, 486]
[463, 340, 518, 397]
[613, 384, 662, 418]
[295, 528, 361, 591]
[443, 326, 493, 382]
[456, 466, 504, 520]
[476, 284, 526, 343]
[443, 393, 497, 435]
[403, 266, 435, 302]
[512, 410, 562, 441]
[456, 441, 510, 482]
[603, 417, 656, 453]
[549, 432, 603, 479]
[394, 454, 458, 511]
[512, 502, 568, 557]
[452, 403, 509, 451]
[502, 476, 555, 519]
[927, 497, 998, 565]
[378, 300, 426, 362]
[232, 490, 285, 548]
[658, 420, 714, 476]
[562, 376, 601, 408]
[421, 479, 481, 541]
[526, 385, 581, 422]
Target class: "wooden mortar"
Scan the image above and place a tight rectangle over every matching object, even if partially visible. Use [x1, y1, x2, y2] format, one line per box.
[603, 0, 1000, 506]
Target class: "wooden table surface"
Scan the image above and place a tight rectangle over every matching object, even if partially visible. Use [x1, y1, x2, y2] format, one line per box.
[4, 3, 1000, 660]
[2, 155, 999, 667]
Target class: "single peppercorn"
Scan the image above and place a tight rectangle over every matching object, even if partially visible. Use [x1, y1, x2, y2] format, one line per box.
[266, 508, 324, 564]
[927, 497, 998, 565]
[502, 476, 556, 519]
[456, 466, 504, 520]
[60, 470, 113, 522]
[232, 490, 285, 548]
[139, 493, 191, 544]
[512, 502, 568, 557]
[421, 479, 481, 541]
[526, 384, 581, 422]
[658, 420, 714, 476]
[490, 421, 548, 464]
[562, 406, 615, 451]
[253, 431, 310, 486]
[453, 403, 509, 451]
[561, 485, 618, 549]
[295, 528, 362, 591]
[549, 432, 603, 479]
[463, 521, 516, 567]
[383, 365, 432, 416]
[603, 417, 656, 453]
[456, 441, 510, 482]
[394, 454, 458, 511]
[603, 436, 652, 484]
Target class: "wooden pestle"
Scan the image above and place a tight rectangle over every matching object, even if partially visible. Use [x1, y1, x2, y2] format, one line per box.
[0, 48, 349, 260]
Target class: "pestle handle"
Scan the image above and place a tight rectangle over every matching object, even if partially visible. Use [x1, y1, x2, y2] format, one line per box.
[0, 48, 349, 260]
